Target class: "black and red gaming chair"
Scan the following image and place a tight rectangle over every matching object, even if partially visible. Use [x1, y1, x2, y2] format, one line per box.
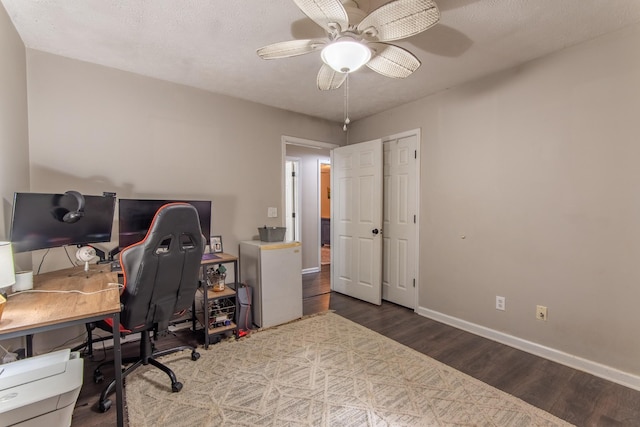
[95, 202, 205, 412]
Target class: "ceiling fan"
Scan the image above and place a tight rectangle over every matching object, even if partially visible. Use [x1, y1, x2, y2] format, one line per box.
[257, 0, 440, 90]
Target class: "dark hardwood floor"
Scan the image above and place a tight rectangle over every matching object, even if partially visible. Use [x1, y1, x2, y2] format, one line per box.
[72, 265, 640, 426]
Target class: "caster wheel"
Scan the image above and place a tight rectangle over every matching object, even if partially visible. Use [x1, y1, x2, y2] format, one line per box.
[191, 351, 200, 361]
[99, 399, 112, 412]
[93, 371, 104, 384]
[172, 382, 183, 392]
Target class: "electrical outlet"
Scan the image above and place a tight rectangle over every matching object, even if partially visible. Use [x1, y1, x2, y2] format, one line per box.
[267, 207, 278, 218]
[536, 305, 548, 321]
[496, 296, 506, 311]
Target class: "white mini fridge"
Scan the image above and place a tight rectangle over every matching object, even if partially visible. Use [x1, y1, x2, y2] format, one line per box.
[240, 240, 302, 328]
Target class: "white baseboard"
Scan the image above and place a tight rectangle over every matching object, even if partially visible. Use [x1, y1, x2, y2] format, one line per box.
[302, 267, 321, 274]
[416, 306, 640, 391]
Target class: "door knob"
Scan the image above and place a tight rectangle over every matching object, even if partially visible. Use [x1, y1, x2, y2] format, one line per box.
[372, 228, 380, 235]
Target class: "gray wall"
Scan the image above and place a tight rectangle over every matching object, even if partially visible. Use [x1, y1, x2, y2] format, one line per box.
[349, 23, 640, 378]
[0, 4, 30, 352]
[0, 5, 29, 240]
[2, 47, 343, 353]
[23, 50, 344, 274]
[4, 0, 639, 385]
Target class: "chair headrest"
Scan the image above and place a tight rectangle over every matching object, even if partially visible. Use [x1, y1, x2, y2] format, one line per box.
[143, 203, 203, 250]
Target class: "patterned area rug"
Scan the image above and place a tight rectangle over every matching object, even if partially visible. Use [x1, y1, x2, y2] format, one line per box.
[126, 312, 573, 426]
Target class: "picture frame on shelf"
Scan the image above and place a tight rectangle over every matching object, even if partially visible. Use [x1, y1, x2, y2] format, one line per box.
[211, 236, 223, 253]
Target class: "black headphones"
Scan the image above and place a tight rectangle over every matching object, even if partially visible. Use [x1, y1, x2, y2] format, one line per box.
[62, 190, 85, 223]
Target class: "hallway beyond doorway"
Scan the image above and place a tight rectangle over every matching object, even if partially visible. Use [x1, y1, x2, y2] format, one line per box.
[321, 245, 330, 265]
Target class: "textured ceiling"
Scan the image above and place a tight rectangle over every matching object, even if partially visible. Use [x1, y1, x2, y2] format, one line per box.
[3, 0, 640, 123]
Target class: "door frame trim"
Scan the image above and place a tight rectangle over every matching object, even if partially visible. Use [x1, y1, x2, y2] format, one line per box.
[282, 135, 340, 151]
[285, 157, 301, 242]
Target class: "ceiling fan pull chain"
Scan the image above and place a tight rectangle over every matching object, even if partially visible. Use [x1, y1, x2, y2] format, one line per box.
[343, 73, 351, 131]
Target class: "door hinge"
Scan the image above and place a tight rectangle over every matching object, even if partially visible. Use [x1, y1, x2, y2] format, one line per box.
[291, 171, 296, 177]
[292, 212, 296, 218]
[413, 215, 416, 224]
[414, 150, 417, 159]
[413, 278, 416, 288]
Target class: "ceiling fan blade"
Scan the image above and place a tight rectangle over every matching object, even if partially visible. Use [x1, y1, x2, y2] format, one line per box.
[293, 0, 349, 33]
[257, 39, 326, 59]
[366, 42, 421, 78]
[357, 0, 440, 42]
[317, 64, 347, 90]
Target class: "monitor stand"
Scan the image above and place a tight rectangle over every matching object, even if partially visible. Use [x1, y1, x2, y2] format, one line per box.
[66, 262, 110, 279]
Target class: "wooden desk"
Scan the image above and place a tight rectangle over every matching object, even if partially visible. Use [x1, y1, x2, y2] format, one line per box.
[0, 264, 124, 427]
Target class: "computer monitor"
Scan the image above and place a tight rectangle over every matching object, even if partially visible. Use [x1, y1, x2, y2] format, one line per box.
[9, 192, 116, 253]
[118, 199, 211, 249]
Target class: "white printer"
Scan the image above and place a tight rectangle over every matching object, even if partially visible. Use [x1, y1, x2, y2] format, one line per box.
[0, 349, 83, 427]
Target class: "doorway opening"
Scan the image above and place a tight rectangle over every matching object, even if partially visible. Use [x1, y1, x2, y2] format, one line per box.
[320, 161, 331, 265]
[282, 136, 339, 273]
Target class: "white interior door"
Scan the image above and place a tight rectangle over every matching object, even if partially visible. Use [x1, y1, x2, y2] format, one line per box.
[331, 139, 383, 305]
[382, 132, 419, 308]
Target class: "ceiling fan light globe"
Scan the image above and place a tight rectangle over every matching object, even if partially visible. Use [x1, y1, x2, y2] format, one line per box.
[321, 40, 371, 73]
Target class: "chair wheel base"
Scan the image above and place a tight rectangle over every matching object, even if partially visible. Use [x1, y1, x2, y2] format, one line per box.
[191, 350, 200, 361]
[172, 381, 183, 392]
[99, 399, 112, 412]
[93, 370, 104, 384]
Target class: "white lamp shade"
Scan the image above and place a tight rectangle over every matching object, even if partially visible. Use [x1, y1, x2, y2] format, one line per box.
[321, 39, 371, 73]
[0, 241, 16, 290]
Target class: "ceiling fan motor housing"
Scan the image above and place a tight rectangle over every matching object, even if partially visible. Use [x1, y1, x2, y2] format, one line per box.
[257, 0, 441, 89]
[341, 0, 368, 26]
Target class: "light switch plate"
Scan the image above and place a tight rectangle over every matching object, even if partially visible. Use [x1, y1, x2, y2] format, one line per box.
[267, 207, 277, 218]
